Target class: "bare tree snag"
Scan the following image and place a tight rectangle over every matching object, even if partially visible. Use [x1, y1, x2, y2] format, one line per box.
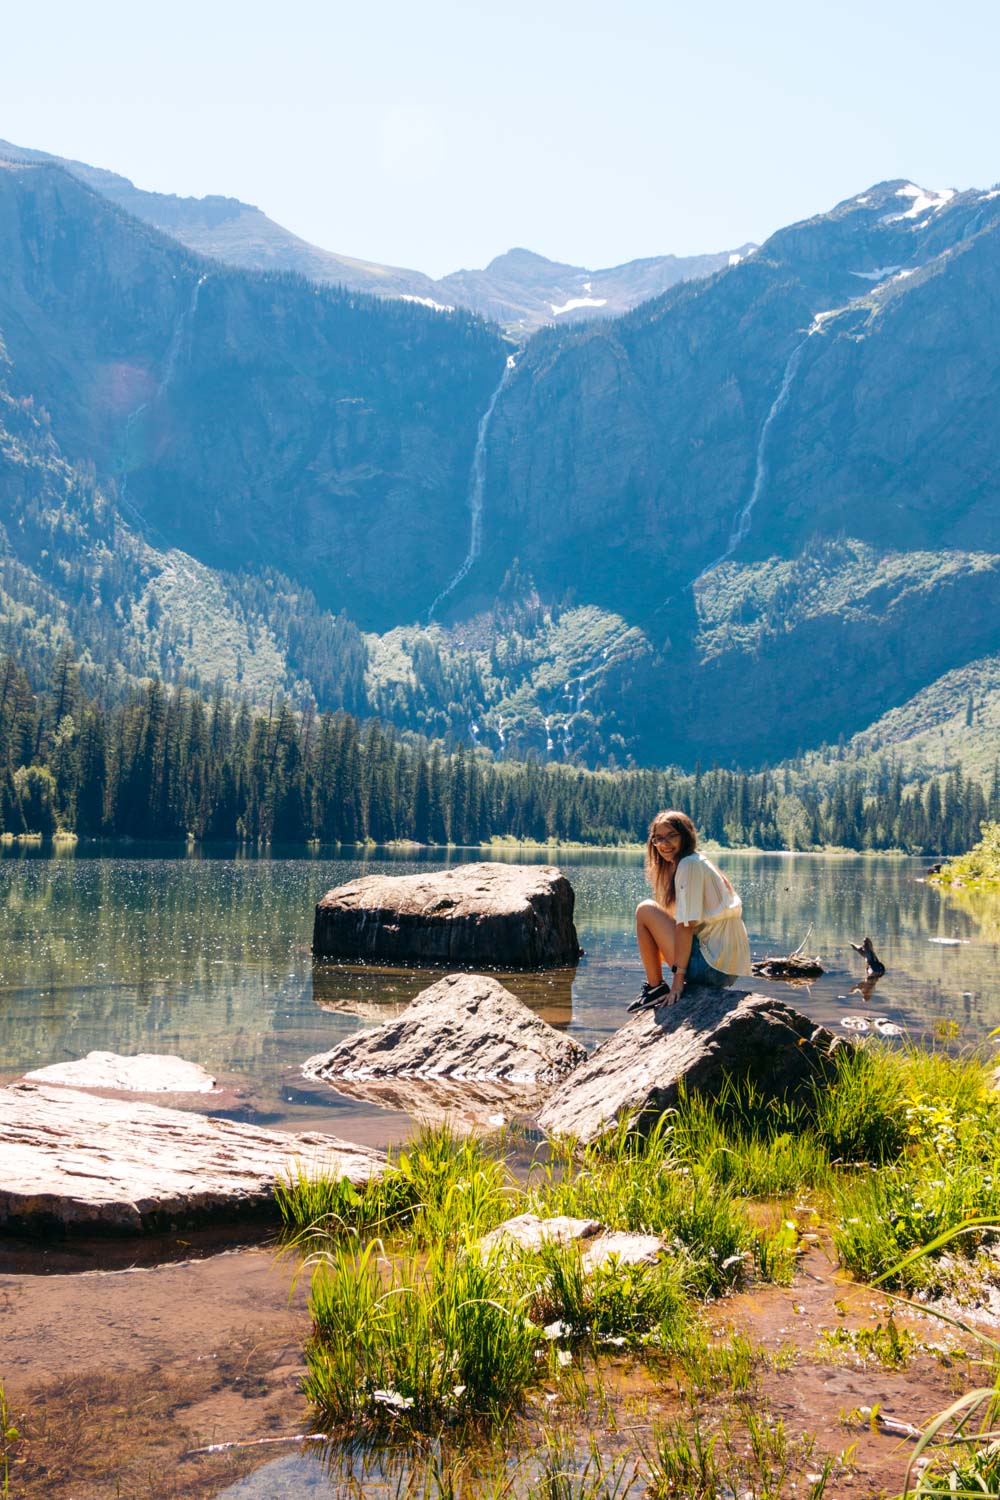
[851, 936, 886, 979]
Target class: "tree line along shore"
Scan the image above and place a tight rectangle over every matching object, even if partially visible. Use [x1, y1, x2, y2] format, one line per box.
[1, 650, 998, 853]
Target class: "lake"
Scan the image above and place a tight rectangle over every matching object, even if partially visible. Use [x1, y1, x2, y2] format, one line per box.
[1, 845, 996, 1144]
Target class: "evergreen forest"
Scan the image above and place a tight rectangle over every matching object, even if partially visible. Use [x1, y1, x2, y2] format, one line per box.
[1, 651, 996, 854]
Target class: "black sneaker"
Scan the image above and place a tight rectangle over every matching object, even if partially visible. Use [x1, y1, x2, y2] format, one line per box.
[628, 979, 671, 1013]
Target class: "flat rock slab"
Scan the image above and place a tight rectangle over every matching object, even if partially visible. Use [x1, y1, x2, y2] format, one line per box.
[312, 862, 580, 967]
[537, 990, 841, 1145]
[479, 1212, 663, 1273]
[304, 972, 587, 1094]
[24, 1052, 217, 1093]
[0, 1082, 384, 1236]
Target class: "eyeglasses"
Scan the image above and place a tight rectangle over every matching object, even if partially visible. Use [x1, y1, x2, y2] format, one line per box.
[651, 833, 679, 846]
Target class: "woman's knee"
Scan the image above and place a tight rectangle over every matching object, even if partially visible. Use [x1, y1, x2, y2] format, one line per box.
[635, 899, 661, 923]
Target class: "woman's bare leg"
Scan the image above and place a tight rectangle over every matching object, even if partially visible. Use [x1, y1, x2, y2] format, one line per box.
[635, 900, 677, 984]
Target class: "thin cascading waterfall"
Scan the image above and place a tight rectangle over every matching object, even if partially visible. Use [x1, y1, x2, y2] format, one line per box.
[157, 273, 208, 400]
[428, 354, 517, 620]
[561, 680, 574, 757]
[695, 336, 809, 581]
[117, 273, 208, 536]
[119, 401, 148, 510]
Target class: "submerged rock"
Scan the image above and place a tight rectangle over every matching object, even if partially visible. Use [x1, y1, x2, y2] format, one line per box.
[312, 862, 580, 968]
[479, 1212, 664, 1273]
[303, 972, 587, 1125]
[537, 990, 842, 1145]
[318, 1073, 528, 1134]
[0, 1081, 383, 1235]
[24, 1052, 217, 1094]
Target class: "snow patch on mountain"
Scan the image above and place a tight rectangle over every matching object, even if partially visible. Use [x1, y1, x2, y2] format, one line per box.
[550, 296, 608, 316]
[851, 266, 902, 280]
[398, 294, 455, 312]
[882, 184, 955, 224]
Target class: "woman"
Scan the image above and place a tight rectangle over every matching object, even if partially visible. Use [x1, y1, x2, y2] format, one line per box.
[631, 810, 751, 1011]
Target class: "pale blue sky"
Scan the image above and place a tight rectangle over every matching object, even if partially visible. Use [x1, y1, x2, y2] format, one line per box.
[3, 0, 998, 277]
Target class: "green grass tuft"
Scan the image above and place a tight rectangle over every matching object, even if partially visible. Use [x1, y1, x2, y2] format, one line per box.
[527, 1239, 690, 1348]
[278, 1122, 514, 1244]
[528, 1121, 751, 1297]
[305, 1237, 540, 1428]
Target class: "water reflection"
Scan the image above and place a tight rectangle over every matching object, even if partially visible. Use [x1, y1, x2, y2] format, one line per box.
[311, 960, 575, 1029]
[210, 1429, 647, 1500]
[0, 848, 997, 1142]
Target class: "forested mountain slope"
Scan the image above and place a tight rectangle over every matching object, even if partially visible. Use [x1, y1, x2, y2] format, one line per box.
[0, 159, 509, 629]
[0, 157, 997, 772]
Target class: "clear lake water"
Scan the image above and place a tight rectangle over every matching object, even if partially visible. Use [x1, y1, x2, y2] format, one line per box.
[1, 844, 996, 1145]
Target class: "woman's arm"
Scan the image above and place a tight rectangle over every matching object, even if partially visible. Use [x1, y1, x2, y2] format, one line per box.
[667, 922, 695, 1003]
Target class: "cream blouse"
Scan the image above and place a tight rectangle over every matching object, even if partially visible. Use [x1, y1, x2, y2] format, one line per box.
[673, 852, 751, 976]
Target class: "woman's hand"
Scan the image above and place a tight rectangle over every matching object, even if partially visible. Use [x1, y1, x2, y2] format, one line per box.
[669, 921, 695, 1005]
[665, 968, 685, 1005]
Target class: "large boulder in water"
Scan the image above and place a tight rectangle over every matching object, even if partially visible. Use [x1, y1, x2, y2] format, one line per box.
[0, 1081, 383, 1235]
[536, 990, 843, 1145]
[303, 972, 587, 1126]
[312, 862, 580, 968]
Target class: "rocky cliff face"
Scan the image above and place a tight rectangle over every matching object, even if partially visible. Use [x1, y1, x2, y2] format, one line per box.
[1, 158, 998, 768]
[0, 160, 509, 629]
[478, 182, 1000, 613]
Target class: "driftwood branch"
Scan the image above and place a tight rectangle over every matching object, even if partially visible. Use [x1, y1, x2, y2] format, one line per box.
[851, 936, 886, 979]
[751, 955, 824, 980]
[876, 1412, 922, 1440]
[752, 928, 824, 980]
[789, 924, 813, 960]
[184, 1433, 325, 1457]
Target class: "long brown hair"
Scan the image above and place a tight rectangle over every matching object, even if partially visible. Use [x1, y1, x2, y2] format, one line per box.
[645, 809, 698, 908]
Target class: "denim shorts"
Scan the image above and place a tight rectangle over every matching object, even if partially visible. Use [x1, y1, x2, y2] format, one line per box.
[676, 934, 736, 989]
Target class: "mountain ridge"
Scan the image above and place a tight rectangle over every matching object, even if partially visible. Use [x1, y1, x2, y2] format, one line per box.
[0, 137, 753, 334]
[0, 148, 997, 775]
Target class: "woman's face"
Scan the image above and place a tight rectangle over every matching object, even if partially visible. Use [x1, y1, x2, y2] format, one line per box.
[651, 823, 683, 859]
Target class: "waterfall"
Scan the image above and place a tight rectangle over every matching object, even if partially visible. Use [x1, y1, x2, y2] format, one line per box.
[696, 336, 808, 581]
[544, 715, 554, 753]
[117, 273, 208, 535]
[428, 354, 516, 620]
[119, 401, 148, 510]
[157, 274, 208, 399]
